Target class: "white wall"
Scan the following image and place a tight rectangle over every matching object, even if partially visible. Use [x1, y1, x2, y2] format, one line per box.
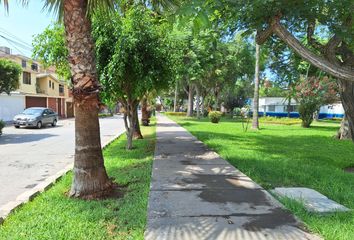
[0, 93, 25, 121]
[320, 103, 345, 115]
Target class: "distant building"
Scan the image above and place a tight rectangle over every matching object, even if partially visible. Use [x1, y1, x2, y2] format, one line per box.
[0, 46, 74, 121]
[250, 97, 344, 119]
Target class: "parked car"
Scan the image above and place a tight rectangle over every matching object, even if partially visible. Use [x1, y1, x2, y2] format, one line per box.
[13, 107, 58, 129]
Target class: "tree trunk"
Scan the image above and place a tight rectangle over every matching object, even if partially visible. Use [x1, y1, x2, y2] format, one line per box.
[287, 98, 291, 118]
[201, 95, 205, 117]
[252, 43, 260, 130]
[214, 90, 219, 111]
[123, 101, 138, 150]
[173, 81, 178, 112]
[337, 80, 354, 141]
[141, 97, 149, 126]
[133, 105, 143, 139]
[122, 100, 136, 150]
[196, 85, 200, 119]
[187, 84, 194, 117]
[123, 112, 133, 150]
[63, 0, 112, 199]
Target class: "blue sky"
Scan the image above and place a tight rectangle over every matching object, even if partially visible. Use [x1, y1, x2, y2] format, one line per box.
[0, 1, 55, 57]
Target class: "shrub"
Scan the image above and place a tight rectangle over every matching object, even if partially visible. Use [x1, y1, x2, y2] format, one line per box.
[164, 112, 187, 116]
[258, 116, 301, 125]
[98, 113, 113, 118]
[0, 119, 5, 136]
[208, 111, 222, 123]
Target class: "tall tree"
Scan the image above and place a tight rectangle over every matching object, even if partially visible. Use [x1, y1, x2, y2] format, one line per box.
[29, 0, 116, 198]
[59, 0, 115, 198]
[252, 43, 260, 129]
[95, 6, 174, 149]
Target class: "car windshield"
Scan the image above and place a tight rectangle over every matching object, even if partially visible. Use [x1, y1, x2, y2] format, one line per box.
[22, 109, 43, 115]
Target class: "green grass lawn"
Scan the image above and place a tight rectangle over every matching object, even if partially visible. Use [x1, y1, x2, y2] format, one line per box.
[0, 120, 156, 240]
[169, 115, 354, 240]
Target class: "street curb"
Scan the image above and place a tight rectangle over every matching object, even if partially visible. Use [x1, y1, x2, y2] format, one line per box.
[0, 132, 124, 225]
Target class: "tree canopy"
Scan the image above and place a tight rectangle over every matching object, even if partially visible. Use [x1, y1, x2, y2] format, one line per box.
[0, 59, 21, 94]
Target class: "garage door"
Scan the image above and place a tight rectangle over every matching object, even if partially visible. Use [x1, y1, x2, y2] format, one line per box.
[25, 96, 47, 108]
[0, 94, 25, 121]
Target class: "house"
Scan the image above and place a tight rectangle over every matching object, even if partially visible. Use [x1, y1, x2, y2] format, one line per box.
[250, 97, 344, 119]
[0, 46, 73, 121]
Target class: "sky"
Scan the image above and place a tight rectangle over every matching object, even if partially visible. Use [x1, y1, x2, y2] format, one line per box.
[0, 1, 55, 57]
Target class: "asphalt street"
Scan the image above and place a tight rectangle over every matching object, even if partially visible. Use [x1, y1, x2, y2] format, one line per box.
[0, 115, 126, 207]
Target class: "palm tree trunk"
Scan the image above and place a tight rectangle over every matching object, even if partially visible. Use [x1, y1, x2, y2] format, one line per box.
[63, 0, 111, 199]
[252, 43, 260, 129]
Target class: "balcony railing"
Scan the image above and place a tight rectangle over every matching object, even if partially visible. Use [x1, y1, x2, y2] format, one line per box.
[36, 87, 46, 94]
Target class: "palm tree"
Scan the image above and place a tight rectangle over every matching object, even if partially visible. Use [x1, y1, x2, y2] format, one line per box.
[58, 0, 115, 199]
[2, 0, 114, 199]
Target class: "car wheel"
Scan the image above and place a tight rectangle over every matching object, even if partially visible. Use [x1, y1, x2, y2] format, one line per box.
[15, 125, 20, 128]
[36, 121, 42, 129]
[52, 119, 57, 127]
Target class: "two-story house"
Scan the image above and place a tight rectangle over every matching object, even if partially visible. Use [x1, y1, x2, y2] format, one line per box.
[0, 46, 73, 121]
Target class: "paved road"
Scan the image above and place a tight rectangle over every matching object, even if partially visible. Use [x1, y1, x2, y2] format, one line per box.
[145, 114, 321, 240]
[0, 115, 126, 207]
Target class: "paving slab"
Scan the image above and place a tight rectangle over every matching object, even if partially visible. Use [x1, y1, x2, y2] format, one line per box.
[145, 114, 321, 240]
[146, 216, 317, 240]
[272, 187, 350, 213]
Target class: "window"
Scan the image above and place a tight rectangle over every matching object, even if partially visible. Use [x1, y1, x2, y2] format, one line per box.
[49, 80, 51, 88]
[31, 63, 38, 72]
[286, 105, 298, 112]
[267, 105, 275, 112]
[22, 72, 31, 84]
[52, 82, 54, 89]
[21, 60, 26, 68]
[43, 109, 49, 115]
[59, 84, 64, 94]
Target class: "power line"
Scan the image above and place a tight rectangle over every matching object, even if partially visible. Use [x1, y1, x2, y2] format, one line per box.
[2, 37, 27, 56]
[0, 27, 32, 49]
[0, 34, 32, 51]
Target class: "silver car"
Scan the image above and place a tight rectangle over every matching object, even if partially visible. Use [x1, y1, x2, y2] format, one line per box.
[13, 107, 58, 129]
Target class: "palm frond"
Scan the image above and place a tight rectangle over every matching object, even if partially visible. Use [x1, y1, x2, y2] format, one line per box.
[42, 0, 115, 21]
[1, 0, 28, 13]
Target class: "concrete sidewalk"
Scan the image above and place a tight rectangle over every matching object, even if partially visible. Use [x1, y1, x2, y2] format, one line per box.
[145, 114, 321, 240]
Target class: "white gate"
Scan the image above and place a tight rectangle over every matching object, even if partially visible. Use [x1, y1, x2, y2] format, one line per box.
[0, 93, 25, 121]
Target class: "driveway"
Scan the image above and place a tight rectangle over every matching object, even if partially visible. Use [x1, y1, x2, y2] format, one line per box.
[0, 115, 126, 207]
